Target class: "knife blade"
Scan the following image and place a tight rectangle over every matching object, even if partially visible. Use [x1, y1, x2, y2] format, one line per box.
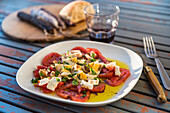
[136, 52, 167, 103]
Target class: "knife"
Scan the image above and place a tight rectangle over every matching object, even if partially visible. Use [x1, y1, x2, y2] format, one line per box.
[136, 52, 167, 103]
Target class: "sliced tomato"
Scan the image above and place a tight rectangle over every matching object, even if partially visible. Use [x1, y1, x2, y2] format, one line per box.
[70, 87, 78, 91]
[42, 88, 53, 93]
[63, 83, 74, 89]
[106, 68, 130, 86]
[86, 48, 108, 63]
[89, 83, 105, 93]
[70, 91, 90, 102]
[77, 85, 82, 94]
[99, 71, 114, 78]
[42, 52, 61, 66]
[57, 82, 65, 89]
[56, 89, 75, 99]
[71, 46, 87, 54]
[33, 65, 48, 78]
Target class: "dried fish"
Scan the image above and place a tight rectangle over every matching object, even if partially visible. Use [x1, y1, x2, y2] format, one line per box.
[17, 12, 54, 34]
[40, 8, 66, 30]
[31, 8, 66, 30]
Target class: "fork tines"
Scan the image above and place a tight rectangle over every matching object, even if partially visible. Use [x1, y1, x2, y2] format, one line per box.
[143, 36, 157, 57]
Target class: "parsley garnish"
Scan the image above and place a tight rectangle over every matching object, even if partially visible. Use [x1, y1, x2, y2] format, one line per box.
[39, 72, 44, 76]
[90, 68, 97, 75]
[94, 78, 97, 80]
[82, 94, 86, 98]
[56, 78, 60, 82]
[64, 67, 71, 71]
[31, 78, 40, 83]
[58, 60, 61, 64]
[55, 70, 59, 77]
[92, 52, 95, 58]
[63, 61, 69, 65]
[72, 79, 78, 86]
[82, 55, 85, 58]
[82, 91, 87, 94]
[62, 77, 68, 82]
[90, 58, 96, 62]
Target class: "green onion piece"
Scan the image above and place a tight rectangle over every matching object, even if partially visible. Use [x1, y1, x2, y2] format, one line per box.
[64, 67, 71, 71]
[90, 58, 96, 62]
[39, 72, 44, 76]
[90, 68, 97, 75]
[58, 60, 61, 64]
[94, 78, 97, 80]
[31, 78, 40, 83]
[72, 79, 78, 86]
[92, 52, 95, 58]
[63, 61, 69, 65]
[82, 90, 87, 94]
[82, 94, 86, 98]
[56, 78, 60, 82]
[82, 55, 85, 58]
[62, 77, 68, 82]
[55, 70, 59, 77]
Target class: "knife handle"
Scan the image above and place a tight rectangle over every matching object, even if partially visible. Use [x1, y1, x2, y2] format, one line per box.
[144, 66, 167, 103]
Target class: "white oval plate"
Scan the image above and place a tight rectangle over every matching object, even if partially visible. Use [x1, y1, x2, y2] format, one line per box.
[16, 40, 143, 107]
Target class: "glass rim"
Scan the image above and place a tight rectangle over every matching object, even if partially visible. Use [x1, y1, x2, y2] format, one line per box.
[84, 3, 120, 17]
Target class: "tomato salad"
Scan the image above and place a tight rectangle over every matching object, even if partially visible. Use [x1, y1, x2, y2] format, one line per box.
[32, 47, 130, 102]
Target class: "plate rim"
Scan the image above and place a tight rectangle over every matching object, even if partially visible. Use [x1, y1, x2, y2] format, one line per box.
[16, 40, 143, 107]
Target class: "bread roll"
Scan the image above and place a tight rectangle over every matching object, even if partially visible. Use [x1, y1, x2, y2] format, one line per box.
[59, 0, 91, 23]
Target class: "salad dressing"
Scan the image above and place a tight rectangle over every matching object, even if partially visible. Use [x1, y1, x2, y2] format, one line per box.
[87, 58, 129, 102]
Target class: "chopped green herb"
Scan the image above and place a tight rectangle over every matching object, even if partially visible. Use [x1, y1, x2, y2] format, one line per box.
[82, 90, 87, 94]
[39, 72, 44, 76]
[58, 60, 61, 64]
[78, 58, 81, 60]
[99, 79, 101, 83]
[31, 78, 40, 83]
[84, 60, 86, 65]
[64, 67, 71, 71]
[86, 64, 90, 68]
[82, 94, 86, 98]
[90, 68, 97, 75]
[77, 74, 80, 79]
[72, 79, 78, 86]
[82, 55, 85, 58]
[67, 50, 69, 54]
[77, 63, 83, 66]
[94, 78, 97, 80]
[90, 58, 96, 62]
[56, 78, 60, 82]
[68, 56, 71, 58]
[92, 52, 95, 58]
[62, 77, 68, 82]
[55, 70, 59, 77]
[68, 74, 73, 77]
[63, 61, 69, 65]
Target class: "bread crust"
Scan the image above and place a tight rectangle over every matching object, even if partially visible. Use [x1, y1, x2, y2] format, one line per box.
[59, 1, 91, 23]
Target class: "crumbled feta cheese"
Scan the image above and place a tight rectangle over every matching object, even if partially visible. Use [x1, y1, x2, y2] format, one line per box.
[60, 69, 71, 77]
[115, 65, 121, 76]
[47, 77, 61, 91]
[50, 71, 55, 76]
[80, 80, 93, 90]
[39, 69, 48, 76]
[88, 79, 99, 85]
[38, 78, 50, 86]
[55, 64, 63, 72]
[67, 50, 82, 57]
[77, 59, 86, 64]
[73, 64, 82, 71]
[86, 74, 98, 80]
[85, 54, 92, 60]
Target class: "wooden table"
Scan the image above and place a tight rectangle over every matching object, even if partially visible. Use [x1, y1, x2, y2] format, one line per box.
[0, 0, 169, 112]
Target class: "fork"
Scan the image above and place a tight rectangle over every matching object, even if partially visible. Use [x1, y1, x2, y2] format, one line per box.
[143, 36, 170, 90]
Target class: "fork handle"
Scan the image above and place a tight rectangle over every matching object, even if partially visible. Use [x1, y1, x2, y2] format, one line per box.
[155, 58, 170, 90]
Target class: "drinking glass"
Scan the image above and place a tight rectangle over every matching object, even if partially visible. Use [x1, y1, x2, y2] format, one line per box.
[84, 3, 120, 43]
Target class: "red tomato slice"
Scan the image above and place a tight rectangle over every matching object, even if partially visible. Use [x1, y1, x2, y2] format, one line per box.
[99, 71, 114, 78]
[42, 88, 53, 93]
[70, 91, 90, 102]
[57, 82, 65, 89]
[42, 52, 61, 66]
[89, 83, 105, 93]
[56, 89, 75, 99]
[106, 68, 130, 86]
[72, 46, 87, 54]
[33, 65, 48, 78]
[86, 48, 108, 63]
